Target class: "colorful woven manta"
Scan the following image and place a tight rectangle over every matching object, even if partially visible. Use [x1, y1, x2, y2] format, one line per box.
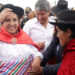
[0, 55, 33, 75]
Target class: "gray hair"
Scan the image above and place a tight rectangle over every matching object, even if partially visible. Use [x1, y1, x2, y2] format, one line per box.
[35, 0, 50, 12]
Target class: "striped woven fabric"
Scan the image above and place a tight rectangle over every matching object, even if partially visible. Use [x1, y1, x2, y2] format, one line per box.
[0, 55, 33, 75]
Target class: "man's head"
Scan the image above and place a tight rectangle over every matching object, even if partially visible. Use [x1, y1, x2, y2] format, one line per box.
[35, 0, 50, 24]
[25, 7, 32, 18]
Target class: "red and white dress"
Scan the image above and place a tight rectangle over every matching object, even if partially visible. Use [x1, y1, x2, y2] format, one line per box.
[0, 26, 42, 75]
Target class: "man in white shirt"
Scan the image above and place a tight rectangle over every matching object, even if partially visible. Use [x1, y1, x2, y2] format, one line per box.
[23, 0, 54, 52]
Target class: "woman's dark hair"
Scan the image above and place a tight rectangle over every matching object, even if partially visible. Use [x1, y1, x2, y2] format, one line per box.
[58, 25, 75, 38]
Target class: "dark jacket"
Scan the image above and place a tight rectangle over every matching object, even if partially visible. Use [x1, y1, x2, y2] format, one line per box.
[41, 36, 64, 75]
[21, 18, 29, 29]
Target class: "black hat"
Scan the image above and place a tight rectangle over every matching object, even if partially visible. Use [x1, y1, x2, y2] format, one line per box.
[52, 0, 68, 15]
[50, 10, 75, 27]
[0, 4, 24, 18]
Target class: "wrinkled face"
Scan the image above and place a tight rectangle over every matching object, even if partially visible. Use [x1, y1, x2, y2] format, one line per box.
[3, 13, 19, 35]
[56, 26, 71, 46]
[35, 9, 50, 24]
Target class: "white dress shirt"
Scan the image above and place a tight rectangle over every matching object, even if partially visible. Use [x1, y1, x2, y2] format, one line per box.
[23, 18, 54, 52]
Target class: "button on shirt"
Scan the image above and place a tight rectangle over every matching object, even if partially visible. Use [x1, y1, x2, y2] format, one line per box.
[23, 18, 54, 52]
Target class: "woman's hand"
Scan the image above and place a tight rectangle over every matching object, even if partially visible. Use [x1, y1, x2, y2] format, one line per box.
[0, 8, 13, 23]
[36, 42, 45, 50]
[28, 56, 43, 75]
[28, 66, 43, 75]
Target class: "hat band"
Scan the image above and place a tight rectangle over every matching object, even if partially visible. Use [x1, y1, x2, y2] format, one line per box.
[57, 4, 67, 9]
[57, 20, 75, 24]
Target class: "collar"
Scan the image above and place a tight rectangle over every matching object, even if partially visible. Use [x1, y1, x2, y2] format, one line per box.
[34, 17, 51, 24]
[0, 26, 40, 50]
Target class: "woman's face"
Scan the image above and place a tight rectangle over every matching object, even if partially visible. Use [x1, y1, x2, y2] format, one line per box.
[56, 26, 71, 46]
[3, 13, 19, 35]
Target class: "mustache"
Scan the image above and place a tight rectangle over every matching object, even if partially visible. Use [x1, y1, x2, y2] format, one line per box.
[38, 18, 46, 20]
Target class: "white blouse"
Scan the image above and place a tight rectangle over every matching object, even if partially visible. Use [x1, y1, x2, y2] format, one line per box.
[0, 41, 42, 62]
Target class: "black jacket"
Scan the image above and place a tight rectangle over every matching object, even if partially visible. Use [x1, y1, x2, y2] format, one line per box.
[41, 36, 64, 75]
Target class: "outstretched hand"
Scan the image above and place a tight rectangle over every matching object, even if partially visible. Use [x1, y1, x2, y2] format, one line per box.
[28, 56, 43, 75]
[36, 42, 45, 50]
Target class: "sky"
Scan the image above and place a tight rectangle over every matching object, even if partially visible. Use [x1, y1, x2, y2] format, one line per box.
[0, 0, 75, 10]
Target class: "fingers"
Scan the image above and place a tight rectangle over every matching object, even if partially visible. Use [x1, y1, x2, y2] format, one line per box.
[36, 42, 45, 49]
[28, 67, 42, 75]
[2, 8, 13, 15]
[28, 68, 36, 75]
[0, 8, 13, 22]
[1, 8, 12, 12]
[40, 42, 45, 49]
[1, 8, 12, 15]
[28, 69, 40, 75]
[31, 57, 41, 67]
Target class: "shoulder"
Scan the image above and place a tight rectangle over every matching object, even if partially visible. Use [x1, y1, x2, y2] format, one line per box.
[23, 18, 38, 31]
[25, 18, 37, 25]
[23, 18, 37, 29]
[60, 51, 75, 70]
[57, 51, 75, 75]
[62, 51, 75, 64]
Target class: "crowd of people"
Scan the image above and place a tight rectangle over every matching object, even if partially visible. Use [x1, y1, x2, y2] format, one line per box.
[0, 0, 75, 75]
